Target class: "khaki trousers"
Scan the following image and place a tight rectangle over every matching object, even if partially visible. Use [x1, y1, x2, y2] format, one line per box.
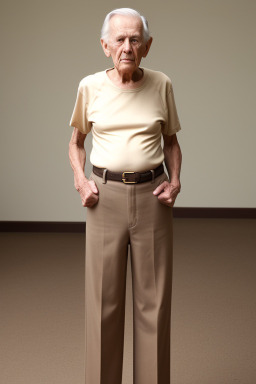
[85, 170, 173, 384]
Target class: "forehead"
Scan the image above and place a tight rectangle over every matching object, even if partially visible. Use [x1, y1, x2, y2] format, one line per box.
[109, 15, 143, 37]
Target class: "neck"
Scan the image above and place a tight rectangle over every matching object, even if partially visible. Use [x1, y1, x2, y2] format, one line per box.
[107, 67, 144, 88]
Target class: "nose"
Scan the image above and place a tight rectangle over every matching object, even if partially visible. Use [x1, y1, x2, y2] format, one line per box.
[123, 38, 132, 52]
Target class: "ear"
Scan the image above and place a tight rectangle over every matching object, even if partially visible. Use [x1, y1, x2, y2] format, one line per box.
[143, 37, 153, 58]
[100, 38, 111, 58]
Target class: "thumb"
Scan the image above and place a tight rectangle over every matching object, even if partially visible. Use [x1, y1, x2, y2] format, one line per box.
[153, 183, 164, 196]
[88, 180, 98, 194]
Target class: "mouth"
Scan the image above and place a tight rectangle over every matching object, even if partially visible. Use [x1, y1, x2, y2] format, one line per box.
[121, 58, 134, 62]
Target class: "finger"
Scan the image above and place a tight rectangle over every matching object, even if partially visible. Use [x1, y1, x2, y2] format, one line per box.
[88, 180, 98, 194]
[158, 189, 177, 204]
[160, 198, 174, 207]
[153, 181, 168, 196]
[83, 194, 99, 207]
[158, 196, 172, 205]
[157, 189, 172, 200]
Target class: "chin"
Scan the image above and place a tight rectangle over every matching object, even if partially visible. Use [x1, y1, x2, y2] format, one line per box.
[121, 62, 137, 69]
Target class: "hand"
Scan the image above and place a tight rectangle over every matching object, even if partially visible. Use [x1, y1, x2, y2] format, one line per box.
[77, 179, 99, 208]
[153, 180, 181, 207]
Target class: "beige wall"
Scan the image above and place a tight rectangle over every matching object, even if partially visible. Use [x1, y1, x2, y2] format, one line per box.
[1, 0, 255, 221]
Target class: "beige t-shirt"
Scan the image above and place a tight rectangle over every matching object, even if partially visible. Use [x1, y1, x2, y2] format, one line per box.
[69, 67, 181, 172]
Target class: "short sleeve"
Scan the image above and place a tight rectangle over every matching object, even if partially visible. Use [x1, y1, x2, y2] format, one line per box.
[161, 84, 181, 136]
[69, 84, 90, 134]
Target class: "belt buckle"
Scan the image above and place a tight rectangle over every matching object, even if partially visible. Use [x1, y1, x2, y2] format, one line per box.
[122, 171, 137, 184]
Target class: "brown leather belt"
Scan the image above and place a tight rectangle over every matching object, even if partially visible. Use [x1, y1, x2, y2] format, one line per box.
[92, 164, 164, 184]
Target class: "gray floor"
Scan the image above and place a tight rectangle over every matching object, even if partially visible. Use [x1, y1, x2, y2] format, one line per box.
[0, 219, 256, 384]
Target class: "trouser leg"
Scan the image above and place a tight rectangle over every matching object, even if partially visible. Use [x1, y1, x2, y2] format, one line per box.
[85, 171, 173, 384]
[129, 172, 173, 384]
[85, 173, 130, 384]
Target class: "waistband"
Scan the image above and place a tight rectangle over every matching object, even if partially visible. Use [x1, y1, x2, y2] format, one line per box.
[92, 164, 164, 184]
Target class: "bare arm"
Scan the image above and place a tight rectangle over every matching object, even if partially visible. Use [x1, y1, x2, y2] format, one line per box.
[153, 133, 182, 207]
[69, 127, 98, 207]
[163, 133, 182, 186]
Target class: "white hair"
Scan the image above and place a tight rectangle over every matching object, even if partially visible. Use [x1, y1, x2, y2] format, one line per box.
[101, 8, 151, 43]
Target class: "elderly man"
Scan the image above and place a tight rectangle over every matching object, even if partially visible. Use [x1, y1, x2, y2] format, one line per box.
[69, 8, 182, 384]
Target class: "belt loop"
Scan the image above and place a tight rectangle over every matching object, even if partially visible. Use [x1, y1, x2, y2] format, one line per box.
[150, 169, 155, 183]
[102, 169, 108, 184]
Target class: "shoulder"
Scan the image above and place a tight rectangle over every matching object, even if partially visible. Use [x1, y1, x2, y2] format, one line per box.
[77, 70, 106, 94]
[143, 68, 173, 94]
[144, 68, 172, 85]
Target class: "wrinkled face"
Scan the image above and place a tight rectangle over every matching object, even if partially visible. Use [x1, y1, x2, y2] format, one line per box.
[101, 15, 152, 75]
